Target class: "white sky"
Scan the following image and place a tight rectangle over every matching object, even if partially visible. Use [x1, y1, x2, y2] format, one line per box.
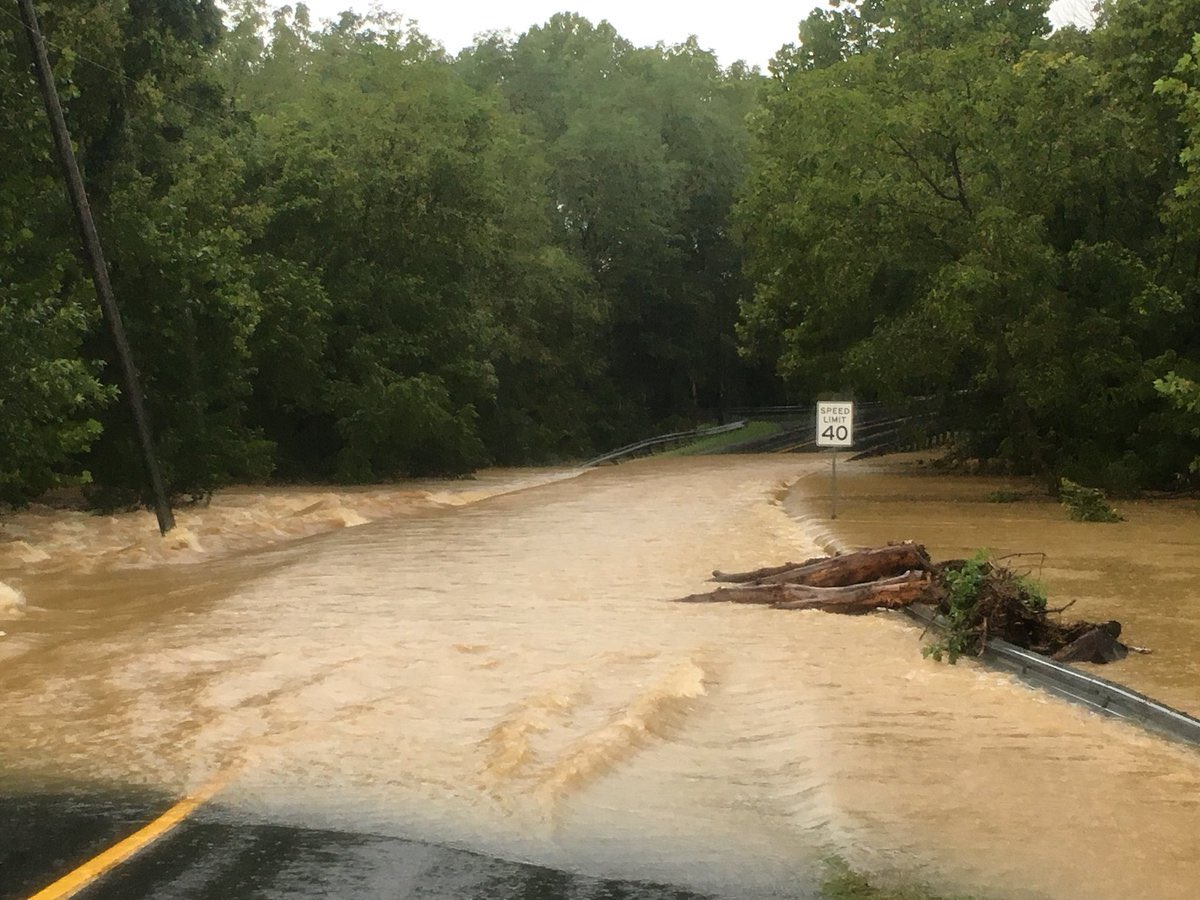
[289, 2, 819, 70]
[287, 1, 1093, 71]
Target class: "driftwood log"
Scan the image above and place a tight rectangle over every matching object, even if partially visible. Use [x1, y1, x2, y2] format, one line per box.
[712, 543, 932, 588]
[678, 571, 932, 613]
[682, 542, 1139, 664]
[1052, 622, 1129, 664]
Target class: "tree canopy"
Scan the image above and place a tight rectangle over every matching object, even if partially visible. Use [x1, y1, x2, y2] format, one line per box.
[1, 0, 1197, 504]
[1, 1, 771, 502]
[739, 0, 1200, 489]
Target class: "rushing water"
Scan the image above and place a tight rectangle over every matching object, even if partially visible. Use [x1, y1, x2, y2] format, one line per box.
[1, 456, 1199, 898]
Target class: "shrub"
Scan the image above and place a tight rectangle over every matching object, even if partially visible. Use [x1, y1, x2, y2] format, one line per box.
[924, 551, 991, 664]
[1059, 478, 1123, 522]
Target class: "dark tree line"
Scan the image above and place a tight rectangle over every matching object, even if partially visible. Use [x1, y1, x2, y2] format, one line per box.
[2, 0, 1198, 505]
[0, 1, 774, 503]
[738, 0, 1200, 490]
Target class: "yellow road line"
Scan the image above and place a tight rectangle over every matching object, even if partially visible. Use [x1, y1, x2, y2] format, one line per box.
[28, 765, 240, 900]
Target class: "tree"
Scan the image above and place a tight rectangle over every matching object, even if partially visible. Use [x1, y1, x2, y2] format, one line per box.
[227, 7, 621, 476]
[18, 0, 282, 497]
[738, 0, 1199, 488]
[0, 38, 113, 502]
[464, 16, 776, 428]
[0, 6, 114, 501]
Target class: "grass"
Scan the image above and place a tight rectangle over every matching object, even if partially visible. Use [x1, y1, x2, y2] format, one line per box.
[821, 858, 970, 899]
[984, 489, 1023, 503]
[658, 420, 782, 456]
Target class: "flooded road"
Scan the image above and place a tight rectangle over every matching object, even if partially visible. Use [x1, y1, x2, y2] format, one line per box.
[803, 455, 1200, 717]
[2, 456, 1200, 898]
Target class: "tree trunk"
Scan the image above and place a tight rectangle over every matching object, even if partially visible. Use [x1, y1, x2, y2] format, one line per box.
[678, 570, 933, 612]
[1051, 623, 1129, 664]
[712, 543, 932, 588]
[709, 556, 828, 583]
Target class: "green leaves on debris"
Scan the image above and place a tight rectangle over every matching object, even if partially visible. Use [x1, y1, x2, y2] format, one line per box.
[923, 550, 1052, 664]
[924, 552, 992, 664]
[1059, 478, 1124, 523]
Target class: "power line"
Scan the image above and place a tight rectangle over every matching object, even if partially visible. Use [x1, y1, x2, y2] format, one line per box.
[1, 3, 237, 125]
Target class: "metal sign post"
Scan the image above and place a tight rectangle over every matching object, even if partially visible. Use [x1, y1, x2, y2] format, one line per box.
[831, 450, 838, 519]
[816, 401, 854, 520]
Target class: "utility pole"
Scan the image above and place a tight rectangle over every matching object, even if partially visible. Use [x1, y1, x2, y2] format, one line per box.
[16, 0, 175, 534]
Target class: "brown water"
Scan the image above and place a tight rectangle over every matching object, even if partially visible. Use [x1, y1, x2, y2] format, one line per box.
[1, 456, 1199, 898]
[800, 455, 1200, 717]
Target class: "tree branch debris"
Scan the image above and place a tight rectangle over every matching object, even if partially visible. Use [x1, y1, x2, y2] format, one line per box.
[680, 542, 1141, 665]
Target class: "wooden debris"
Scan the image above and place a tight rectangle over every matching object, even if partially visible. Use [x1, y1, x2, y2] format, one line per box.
[679, 571, 932, 612]
[682, 543, 1141, 665]
[1052, 622, 1129, 664]
[712, 543, 932, 588]
[709, 557, 826, 584]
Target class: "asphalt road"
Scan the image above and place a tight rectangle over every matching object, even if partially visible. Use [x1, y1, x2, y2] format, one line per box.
[2, 790, 711, 900]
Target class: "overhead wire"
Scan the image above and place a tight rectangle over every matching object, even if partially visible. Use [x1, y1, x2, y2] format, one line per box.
[0, 3, 252, 126]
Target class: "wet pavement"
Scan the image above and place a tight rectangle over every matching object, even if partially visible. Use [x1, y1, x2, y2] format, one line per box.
[4, 792, 711, 899]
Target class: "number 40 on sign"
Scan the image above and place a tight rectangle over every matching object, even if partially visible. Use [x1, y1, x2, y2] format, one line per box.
[816, 400, 853, 519]
[817, 401, 854, 447]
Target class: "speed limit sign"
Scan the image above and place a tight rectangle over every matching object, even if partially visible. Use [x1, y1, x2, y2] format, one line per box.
[816, 401, 854, 447]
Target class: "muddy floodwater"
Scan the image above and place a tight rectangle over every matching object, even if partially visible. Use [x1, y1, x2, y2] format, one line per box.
[797, 455, 1200, 718]
[1, 456, 1199, 898]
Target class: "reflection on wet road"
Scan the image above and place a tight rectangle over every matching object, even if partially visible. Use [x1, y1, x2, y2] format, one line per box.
[4, 792, 708, 900]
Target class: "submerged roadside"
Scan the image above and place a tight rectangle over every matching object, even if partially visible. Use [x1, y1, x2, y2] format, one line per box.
[783, 453, 1200, 719]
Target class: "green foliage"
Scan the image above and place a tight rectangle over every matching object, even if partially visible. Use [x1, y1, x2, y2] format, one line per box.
[924, 551, 992, 664]
[739, 0, 1200, 491]
[9, 0, 288, 498]
[821, 856, 963, 899]
[923, 550, 1052, 663]
[9, 0, 1200, 504]
[332, 373, 486, 480]
[1059, 477, 1124, 522]
[235, 8, 507, 479]
[1154, 372, 1200, 472]
[4, 1, 780, 501]
[1016, 575, 1049, 610]
[984, 490, 1023, 503]
[0, 24, 115, 503]
[0, 281, 115, 504]
[462, 18, 775, 427]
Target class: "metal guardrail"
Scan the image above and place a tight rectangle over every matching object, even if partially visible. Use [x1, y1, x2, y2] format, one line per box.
[715, 403, 942, 456]
[579, 420, 747, 468]
[986, 640, 1200, 745]
[902, 604, 1200, 750]
[802, 531, 1200, 752]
